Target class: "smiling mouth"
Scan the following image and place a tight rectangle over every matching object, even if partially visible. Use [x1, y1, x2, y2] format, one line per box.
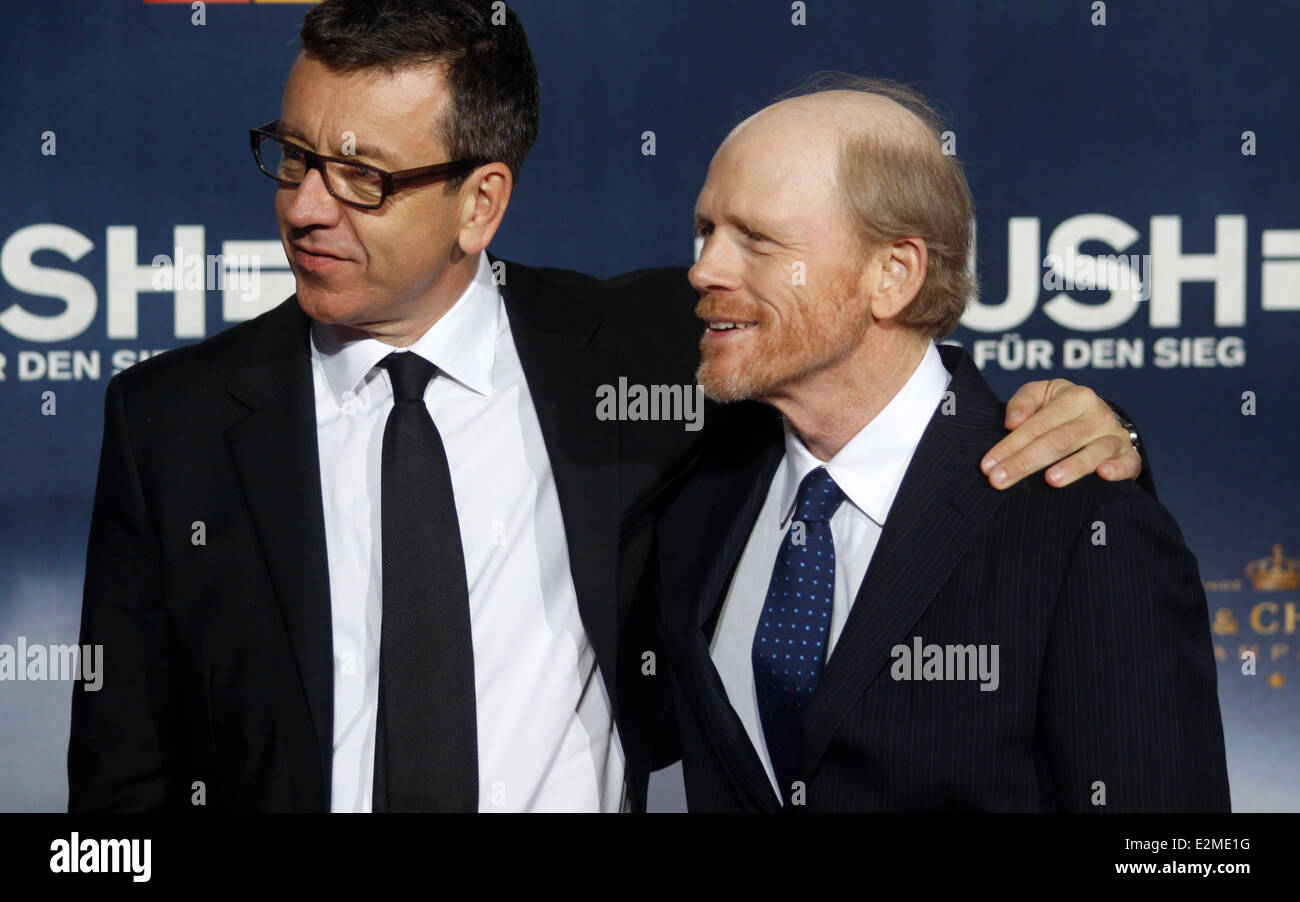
[705, 320, 758, 333]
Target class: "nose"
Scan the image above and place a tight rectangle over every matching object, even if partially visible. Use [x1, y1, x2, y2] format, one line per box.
[688, 232, 741, 296]
[281, 166, 343, 230]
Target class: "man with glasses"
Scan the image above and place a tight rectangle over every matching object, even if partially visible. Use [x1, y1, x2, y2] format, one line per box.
[69, 0, 1150, 813]
[250, 121, 488, 212]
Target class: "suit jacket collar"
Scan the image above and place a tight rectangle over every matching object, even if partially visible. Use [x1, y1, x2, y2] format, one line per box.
[221, 258, 621, 808]
[685, 344, 1012, 807]
[492, 258, 623, 717]
[224, 297, 335, 803]
[657, 402, 784, 811]
[796, 344, 1011, 782]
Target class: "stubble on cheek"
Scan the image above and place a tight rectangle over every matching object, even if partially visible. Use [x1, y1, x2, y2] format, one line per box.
[696, 271, 867, 403]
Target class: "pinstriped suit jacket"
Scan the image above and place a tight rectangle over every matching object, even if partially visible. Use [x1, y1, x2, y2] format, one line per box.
[654, 344, 1231, 812]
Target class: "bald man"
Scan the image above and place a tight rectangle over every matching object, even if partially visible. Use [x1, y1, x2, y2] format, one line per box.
[653, 78, 1230, 812]
[72, 0, 1155, 815]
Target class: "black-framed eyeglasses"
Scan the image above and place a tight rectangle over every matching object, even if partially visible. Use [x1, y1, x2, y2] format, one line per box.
[249, 121, 488, 210]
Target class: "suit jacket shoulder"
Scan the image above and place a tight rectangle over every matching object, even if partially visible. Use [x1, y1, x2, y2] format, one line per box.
[525, 263, 700, 384]
[654, 344, 1228, 812]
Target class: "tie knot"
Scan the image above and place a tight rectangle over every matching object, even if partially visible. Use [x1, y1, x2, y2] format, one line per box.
[793, 467, 845, 523]
[380, 352, 437, 403]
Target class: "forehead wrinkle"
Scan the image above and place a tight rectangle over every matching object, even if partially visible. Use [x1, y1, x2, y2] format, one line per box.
[284, 57, 451, 166]
[711, 120, 839, 224]
[280, 122, 398, 167]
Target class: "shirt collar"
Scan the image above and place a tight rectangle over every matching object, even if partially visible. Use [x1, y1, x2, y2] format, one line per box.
[776, 340, 952, 528]
[310, 251, 500, 403]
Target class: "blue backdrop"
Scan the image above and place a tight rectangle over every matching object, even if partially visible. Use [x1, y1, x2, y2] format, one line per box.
[1, 0, 1297, 811]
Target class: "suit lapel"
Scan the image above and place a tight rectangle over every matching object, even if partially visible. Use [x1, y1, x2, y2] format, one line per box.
[496, 260, 623, 705]
[671, 404, 787, 810]
[224, 298, 334, 801]
[797, 345, 1012, 781]
[220, 263, 623, 806]
[694, 407, 786, 634]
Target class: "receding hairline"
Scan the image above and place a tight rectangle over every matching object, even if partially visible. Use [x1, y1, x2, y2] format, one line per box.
[724, 89, 938, 159]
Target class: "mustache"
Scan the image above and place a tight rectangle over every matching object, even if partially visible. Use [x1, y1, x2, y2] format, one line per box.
[695, 293, 765, 323]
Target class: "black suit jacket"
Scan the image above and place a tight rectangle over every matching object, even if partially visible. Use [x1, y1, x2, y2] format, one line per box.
[68, 259, 705, 812]
[655, 344, 1231, 812]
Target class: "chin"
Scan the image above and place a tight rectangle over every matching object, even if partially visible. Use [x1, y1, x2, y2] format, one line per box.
[697, 356, 763, 403]
[291, 276, 364, 320]
[698, 337, 819, 403]
[295, 290, 343, 325]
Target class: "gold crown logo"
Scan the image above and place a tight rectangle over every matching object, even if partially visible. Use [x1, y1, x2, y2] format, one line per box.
[1211, 608, 1238, 635]
[1247, 544, 1300, 592]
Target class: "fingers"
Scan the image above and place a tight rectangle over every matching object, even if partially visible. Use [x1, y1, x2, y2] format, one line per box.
[1002, 379, 1054, 430]
[983, 383, 1129, 490]
[1095, 446, 1144, 482]
[982, 381, 1095, 482]
[984, 412, 1098, 489]
[1040, 435, 1142, 488]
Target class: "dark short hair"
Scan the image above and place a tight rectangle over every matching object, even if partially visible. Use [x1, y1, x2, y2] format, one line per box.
[300, 0, 540, 189]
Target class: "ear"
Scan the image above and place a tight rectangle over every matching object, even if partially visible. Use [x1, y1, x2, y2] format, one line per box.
[456, 162, 513, 255]
[868, 236, 927, 321]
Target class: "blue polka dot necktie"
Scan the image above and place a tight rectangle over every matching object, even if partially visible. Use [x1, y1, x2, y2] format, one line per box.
[752, 465, 846, 799]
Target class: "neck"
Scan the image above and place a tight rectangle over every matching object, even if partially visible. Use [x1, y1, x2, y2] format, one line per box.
[763, 327, 930, 461]
[349, 251, 480, 348]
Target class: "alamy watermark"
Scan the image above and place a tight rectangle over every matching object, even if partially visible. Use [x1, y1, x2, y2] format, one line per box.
[595, 378, 704, 432]
[50, 833, 150, 883]
[0, 637, 102, 691]
[151, 249, 262, 302]
[890, 635, 999, 691]
[1042, 248, 1152, 301]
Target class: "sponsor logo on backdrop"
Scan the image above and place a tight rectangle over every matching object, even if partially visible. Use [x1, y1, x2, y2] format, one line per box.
[955, 215, 1300, 372]
[691, 213, 1298, 374]
[1207, 543, 1300, 691]
[0, 225, 294, 382]
[1, 213, 1296, 383]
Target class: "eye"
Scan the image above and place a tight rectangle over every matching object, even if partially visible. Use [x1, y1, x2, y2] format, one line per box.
[745, 230, 769, 243]
[283, 144, 306, 161]
[695, 222, 714, 238]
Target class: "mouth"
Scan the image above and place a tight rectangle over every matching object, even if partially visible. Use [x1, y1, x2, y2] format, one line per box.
[292, 243, 348, 273]
[703, 319, 759, 340]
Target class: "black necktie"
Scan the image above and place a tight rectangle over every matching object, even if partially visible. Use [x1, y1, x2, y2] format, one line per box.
[372, 351, 478, 812]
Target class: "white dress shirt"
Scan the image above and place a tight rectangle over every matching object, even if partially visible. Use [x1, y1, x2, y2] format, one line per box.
[311, 252, 626, 812]
[709, 340, 951, 798]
